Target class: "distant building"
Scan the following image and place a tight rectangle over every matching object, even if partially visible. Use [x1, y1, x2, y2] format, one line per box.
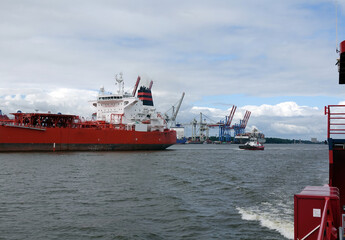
[311, 138, 318, 143]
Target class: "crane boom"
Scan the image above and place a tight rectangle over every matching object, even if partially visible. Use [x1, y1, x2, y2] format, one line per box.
[148, 80, 153, 90]
[241, 110, 251, 128]
[132, 76, 141, 97]
[226, 106, 237, 126]
[171, 92, 185, 122]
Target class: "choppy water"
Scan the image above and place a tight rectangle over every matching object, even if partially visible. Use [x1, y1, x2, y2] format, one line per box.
[0, 144, 328, 240]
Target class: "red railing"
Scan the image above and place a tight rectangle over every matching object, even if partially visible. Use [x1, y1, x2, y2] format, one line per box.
[325, 105, 345, 138]
[316, 197, 338, 240]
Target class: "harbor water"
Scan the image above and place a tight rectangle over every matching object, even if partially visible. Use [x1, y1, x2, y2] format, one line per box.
[0, 144, 328, 239]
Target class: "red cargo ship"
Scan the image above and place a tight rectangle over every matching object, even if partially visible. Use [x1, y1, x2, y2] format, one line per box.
[0, 74, 176, 151]
[293, 41, 345, 240]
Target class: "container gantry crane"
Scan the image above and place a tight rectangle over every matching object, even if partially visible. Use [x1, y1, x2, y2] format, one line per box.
[208, 105, 237, 142]
[232, 110, 251, 136]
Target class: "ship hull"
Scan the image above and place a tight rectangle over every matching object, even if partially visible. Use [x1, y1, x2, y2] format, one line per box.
[239, 145, 264, 150]
[0, 125, 176, 152]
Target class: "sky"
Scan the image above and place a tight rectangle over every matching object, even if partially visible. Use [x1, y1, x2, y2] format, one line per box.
[1, 0, 345, 140]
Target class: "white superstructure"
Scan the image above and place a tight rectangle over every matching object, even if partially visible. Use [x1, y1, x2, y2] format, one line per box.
[90, 74, 167, 132]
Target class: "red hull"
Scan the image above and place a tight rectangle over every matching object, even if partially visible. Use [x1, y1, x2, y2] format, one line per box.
[0, 125, 176, 151]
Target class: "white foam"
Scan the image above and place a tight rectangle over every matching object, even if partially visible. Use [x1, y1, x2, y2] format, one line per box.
[236, 206, 294, 239]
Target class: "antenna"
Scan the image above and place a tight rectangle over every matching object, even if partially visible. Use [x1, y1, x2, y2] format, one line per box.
[100, 85, 105, 95]
[336, 1, 340, 53]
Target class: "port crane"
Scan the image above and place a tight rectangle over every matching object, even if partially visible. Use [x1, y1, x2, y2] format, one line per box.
[232, 110, 251, 136]
[221, 105, 237, 142]
[207, 106, 251, 142]
[190, 112, 210, 142]
[208, 105, 237, 142]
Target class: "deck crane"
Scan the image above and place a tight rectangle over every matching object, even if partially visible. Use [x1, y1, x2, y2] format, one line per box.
[164, 92, 185, 128]
[148, 80, 153, 90]
[132, 76, 141, 96]
[170, 92, 185, 128]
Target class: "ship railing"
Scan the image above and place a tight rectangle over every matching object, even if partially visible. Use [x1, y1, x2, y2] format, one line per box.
[1, 121, 47, 131]
[316, 197, 338, 240]
[75, 120, 126, 130]
[0, 119, 15, 125]
[325, 105, 345, 139]
[298, 197, 337, 240]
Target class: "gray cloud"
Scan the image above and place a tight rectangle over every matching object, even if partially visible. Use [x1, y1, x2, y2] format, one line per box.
[0, 0, 342, 139]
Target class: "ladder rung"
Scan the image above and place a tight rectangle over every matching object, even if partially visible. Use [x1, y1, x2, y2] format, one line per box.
[330, 117, 345, 119]
[329, 113, 345, 115]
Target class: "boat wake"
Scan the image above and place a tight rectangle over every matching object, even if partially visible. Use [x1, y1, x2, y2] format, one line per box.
[236, 204, 293, 239]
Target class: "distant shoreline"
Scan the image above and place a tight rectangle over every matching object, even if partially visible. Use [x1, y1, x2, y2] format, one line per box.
[264, 137, 325, 144]
[203, 136, 326, 144]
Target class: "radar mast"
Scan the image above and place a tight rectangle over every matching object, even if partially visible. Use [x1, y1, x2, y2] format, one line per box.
[115, 72, 124, 94]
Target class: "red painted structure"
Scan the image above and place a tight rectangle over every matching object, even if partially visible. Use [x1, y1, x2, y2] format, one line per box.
[234, 110, 251, 130]
[294, 106, 345, 240]
[294, 40, 345, 240]
[0, 112, 176, 151]
[208, 105, 237, 128]
[295, 186, 340, 240]
[227, 106, 237, 127]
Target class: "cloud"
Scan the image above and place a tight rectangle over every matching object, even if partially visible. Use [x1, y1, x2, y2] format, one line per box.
[0, 88, 97, 118]
[271, 123, 310, 135]
[180, 101, 325, 140]
[0, 0, 341, 140]
[243, 102, 319, 117]
[0, 0, 340, 96]
[190, 106, 228, 119]
[242, 102, 325, 139]
[189, 101, 320, 122]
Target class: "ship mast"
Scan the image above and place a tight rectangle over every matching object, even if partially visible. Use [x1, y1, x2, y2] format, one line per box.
[115, 72, 124, 94]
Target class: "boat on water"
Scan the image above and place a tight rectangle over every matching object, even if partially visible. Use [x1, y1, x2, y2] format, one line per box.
[0, 74, 176, 151]
[239, 138, 264, 150]
[234, 128, 265, 144]
[293, 40, 345, 239]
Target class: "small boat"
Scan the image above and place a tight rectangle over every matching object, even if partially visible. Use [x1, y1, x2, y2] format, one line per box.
[239, 138, 264, 150]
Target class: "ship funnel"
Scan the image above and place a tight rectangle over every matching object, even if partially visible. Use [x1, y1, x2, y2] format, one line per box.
[138, 86, 154, 106]
[339, 40, 345, 84]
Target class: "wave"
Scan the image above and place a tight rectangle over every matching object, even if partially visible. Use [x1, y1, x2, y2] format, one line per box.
[236, 206, 294, 239]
